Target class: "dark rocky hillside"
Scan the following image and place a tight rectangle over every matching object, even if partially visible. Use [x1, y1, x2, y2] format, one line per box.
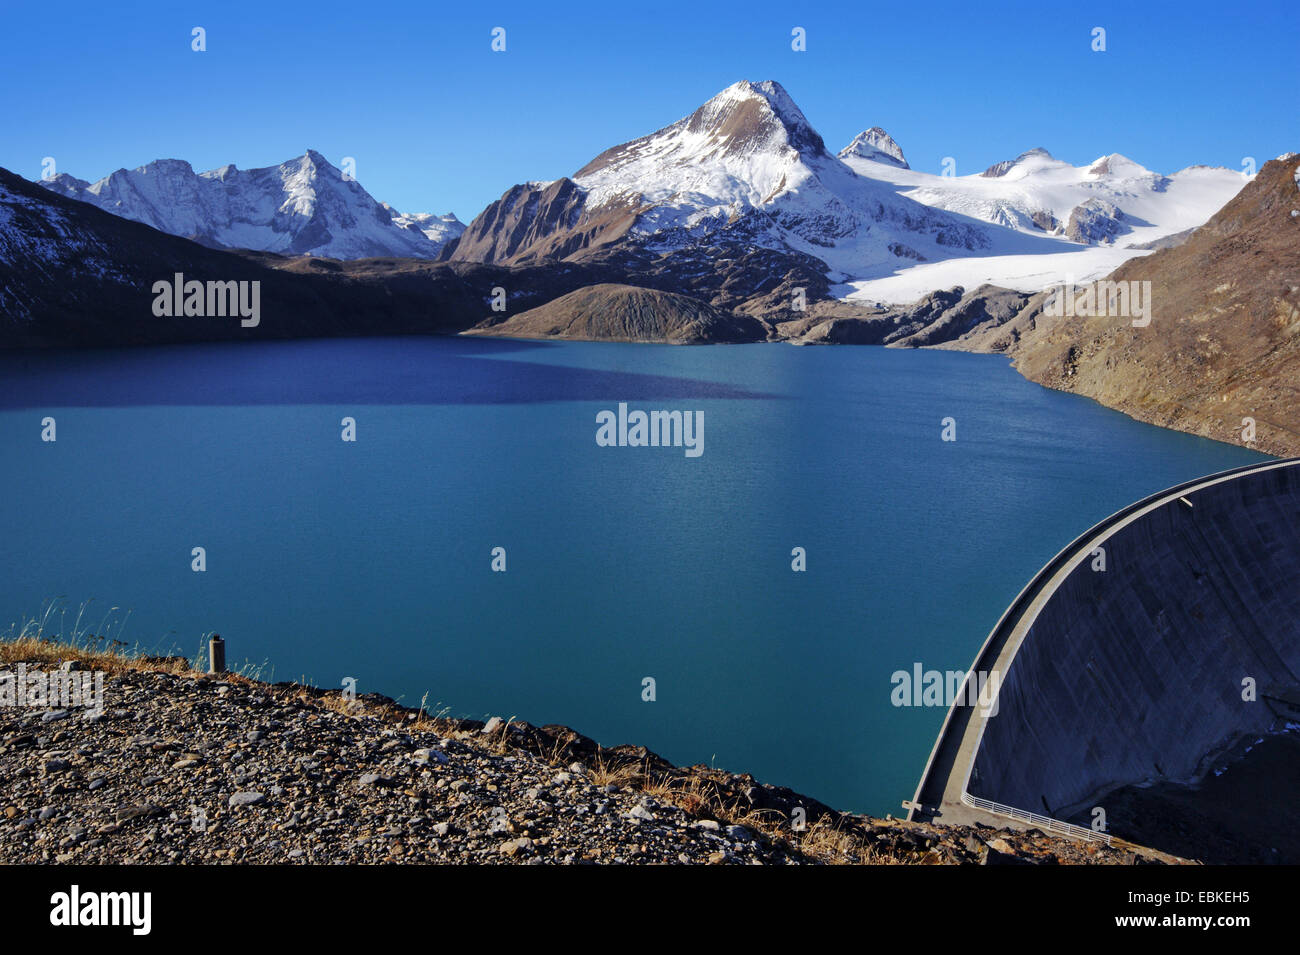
[466, 283, 767, 343]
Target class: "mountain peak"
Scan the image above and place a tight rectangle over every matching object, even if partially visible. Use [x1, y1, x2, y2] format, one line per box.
[572, 78, 830, 205]
[728, 80, 807, 124]
[39, 171, 91, 192]
[1088, 153, 1147, 177]
[839, 128, 909, 168]
[386, 206, 467, 247]
[979, 148, 1058, 178]
[202, 163, 239, 182]
[135, 158, 197, 177]
[681, 79, 827, 159]
[291, 149, 337, 174]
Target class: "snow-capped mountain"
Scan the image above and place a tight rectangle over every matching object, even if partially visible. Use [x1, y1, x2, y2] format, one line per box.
[839, 142, 1246, 247]
[448, 80, 1248, 303]
[838, 128, 909, 168]
[37, 151, 456, 260]
[26, 81, 1251, 304]
[572, 79, 1064, 277]
[451, 80, 1058, 281]
[383, 206, 465, 251]
[834, 139, 1247, 301]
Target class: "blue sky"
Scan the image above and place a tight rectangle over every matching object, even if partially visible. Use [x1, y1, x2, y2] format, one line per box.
[3, 0, 1295, 220]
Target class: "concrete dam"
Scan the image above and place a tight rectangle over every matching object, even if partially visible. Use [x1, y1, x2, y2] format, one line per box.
[909, 457, 1300, 845]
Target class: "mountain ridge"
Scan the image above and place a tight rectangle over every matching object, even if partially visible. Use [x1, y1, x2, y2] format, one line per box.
[25, 80, 1248, 303]
[445, 79, 1247, 303]
[37, 151, 461, 260]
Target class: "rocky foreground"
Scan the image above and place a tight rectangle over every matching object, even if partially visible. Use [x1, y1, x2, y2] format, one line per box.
[0, 640, 1185, 865]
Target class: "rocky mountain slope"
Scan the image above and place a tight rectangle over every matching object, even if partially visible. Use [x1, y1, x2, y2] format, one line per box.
[38, 151, 456, 259]
[466, 283, 767, 343]
[0, 636, 1184, 865]
[780, 285, 1032, 347]
[980, 153, 1300, 457]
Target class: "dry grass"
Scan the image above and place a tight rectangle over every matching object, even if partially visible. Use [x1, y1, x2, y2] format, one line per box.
[793, 817, 902, 864]
[4, 601, 226, 678]
[1, 632, 191, 677]
[486, 717, 520, 755]
[0, 604, 273, 698]
[586, 754, 642, 789]
[542, 734, 574, 768]
[292, 686, 362, 717]
[585, 762, 892, 864]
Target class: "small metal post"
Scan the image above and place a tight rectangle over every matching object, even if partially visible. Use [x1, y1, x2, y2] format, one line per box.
[208, 634, 225, 675]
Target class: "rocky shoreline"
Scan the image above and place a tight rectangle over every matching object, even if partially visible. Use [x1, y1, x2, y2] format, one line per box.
[0, 638, 1188, 865]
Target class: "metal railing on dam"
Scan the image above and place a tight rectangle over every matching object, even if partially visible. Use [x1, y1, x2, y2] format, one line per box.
[908, 456, 1300, 841]
[960, 793, 1111, 845]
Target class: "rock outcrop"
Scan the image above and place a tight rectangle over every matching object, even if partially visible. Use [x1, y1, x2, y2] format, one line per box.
[1064, 197, 1127, 244]
[465, 283, 767, 344]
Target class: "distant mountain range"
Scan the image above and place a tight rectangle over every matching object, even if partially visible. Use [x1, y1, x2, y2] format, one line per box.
[29, 80, 1245, 301]
[447, 81, 1250, 303]
[38, 151, 463, 260]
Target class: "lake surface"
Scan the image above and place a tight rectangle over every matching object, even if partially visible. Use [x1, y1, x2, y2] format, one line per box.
[0, 336, 1268, 814]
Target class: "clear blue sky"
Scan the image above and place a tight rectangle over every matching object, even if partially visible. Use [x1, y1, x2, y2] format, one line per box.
[3, 0, 1295, 220]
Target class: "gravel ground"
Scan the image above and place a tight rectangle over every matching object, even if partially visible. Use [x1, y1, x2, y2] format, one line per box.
[0, 656, 1189, 865]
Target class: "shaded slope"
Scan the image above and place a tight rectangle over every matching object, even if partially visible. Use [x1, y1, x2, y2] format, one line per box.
[465, 283, 767, 343]
[0, 168, 607, 349]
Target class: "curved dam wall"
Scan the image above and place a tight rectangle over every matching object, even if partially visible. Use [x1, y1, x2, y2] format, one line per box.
[969, 460, 1300, 820]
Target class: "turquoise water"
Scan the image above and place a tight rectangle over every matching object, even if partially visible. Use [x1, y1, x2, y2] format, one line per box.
[0, 336, 1267, 814]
